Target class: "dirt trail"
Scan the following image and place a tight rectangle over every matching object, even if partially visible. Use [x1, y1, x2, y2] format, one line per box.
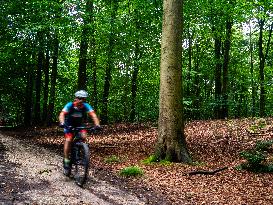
[0, 133, 146, 205]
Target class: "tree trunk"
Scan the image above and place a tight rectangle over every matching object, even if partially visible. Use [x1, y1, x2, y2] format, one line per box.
[122, 66, 130, 121]
[221, 19, 232, 118]
[186, 27, 193, 97]
[23, 41, 34, 126]
[258, 20, 273, 117]
[78, 0, 93, 90]
[24, 64, 34, 126]
[34, 31, 44, 124]
[193, 41, 201, 119]
[78, 30, 88, 90]
[130, 10, 141, 122]
[88, 0, 98, 109]
[249, 22, 255, 117]
[42, 46, 50, 123]
[101, 0, 118, 124]
[155, 0, 191, 163]
[214, 35, 222, 119]
[130, 41, 140, 122]
[91, 63, 98, 109]
[258, 19, 265, 117]
[47, 34, 59, 126]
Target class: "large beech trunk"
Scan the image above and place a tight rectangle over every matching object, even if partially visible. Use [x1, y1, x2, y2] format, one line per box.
[155, 0, 191, 163]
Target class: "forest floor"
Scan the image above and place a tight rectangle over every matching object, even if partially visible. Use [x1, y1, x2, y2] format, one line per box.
[1, 118, 273, 204]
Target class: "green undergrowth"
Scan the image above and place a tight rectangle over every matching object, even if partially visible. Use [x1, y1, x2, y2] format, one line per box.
[104, 155, 121, 163]
[119, 166, 144, 177]
[237, 139, 273, 173]
[141, 155, 172, 166]
[248, 118, 267, 133]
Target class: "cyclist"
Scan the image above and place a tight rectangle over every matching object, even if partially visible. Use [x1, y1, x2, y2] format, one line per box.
[59, 90, 101, 176]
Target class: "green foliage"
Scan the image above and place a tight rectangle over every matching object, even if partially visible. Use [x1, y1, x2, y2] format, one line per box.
[237, 162, 273, 173]
[240, 150, 266, 167]
[141, 155, 159, 164]
[104, 155, 121, 163]
[2, 0, 273, 125]
[190, 161, 207, 166]
[119, 166, 144, 177]
[159, 159, 172, 166]
[255, 140, 273, 151]
[238, 140, 273, 173]
[142, 155, 172, 166]
[248, 118, 267, 133]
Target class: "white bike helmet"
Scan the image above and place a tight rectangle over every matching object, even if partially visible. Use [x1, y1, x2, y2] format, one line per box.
[75, 90, 88, 98]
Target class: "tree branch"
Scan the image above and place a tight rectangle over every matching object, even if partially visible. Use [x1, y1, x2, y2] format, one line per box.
[185, 167, 228, 175]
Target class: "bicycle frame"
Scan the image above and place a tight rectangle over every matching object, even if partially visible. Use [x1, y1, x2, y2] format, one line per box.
[64, 126, 94, 187]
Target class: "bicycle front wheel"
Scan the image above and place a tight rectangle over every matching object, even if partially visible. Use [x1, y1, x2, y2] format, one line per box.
[73, 142, 89, 187]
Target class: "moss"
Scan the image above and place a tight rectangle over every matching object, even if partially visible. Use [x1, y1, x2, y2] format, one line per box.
[119, 166, 144, 177]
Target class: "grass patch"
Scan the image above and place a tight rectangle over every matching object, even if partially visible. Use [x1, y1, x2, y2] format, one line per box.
[141, 155, 158, 164]
[104, 155, 121, 163]
[119, 166, 144, 177]
[159, 159, 172, 166]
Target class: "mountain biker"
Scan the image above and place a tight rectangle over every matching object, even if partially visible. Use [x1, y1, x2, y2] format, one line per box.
[59, 90, 101, 176]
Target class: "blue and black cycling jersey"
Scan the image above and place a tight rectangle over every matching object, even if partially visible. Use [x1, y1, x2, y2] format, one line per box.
[62, 102, 94, 127]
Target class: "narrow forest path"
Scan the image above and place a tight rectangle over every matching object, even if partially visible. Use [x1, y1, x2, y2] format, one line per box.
[0, 133, 146, 205]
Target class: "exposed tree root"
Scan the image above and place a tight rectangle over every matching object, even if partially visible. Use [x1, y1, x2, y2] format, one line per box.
[186, 167, 228, 175]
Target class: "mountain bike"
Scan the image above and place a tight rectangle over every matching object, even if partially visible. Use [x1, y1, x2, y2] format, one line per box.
[64, 126, 99, 187]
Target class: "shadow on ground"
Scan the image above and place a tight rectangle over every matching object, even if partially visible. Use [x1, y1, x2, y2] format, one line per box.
[0, 142, 50, 204]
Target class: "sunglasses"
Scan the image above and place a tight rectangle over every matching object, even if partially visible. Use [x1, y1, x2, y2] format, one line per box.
[77, 97, 86, 101]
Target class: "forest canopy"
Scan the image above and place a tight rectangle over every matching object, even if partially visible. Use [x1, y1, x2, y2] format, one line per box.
[1, 0, 273, 126]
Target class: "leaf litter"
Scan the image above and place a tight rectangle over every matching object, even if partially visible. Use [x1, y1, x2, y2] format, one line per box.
[2, 118, 273, 204]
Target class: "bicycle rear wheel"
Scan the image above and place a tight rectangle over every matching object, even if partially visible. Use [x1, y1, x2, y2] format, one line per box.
[72, 142, 89, 187]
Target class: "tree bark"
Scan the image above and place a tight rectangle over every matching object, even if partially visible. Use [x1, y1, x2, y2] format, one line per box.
[42, 46, 50, 123]
[193, 41, 201, 119]
[78, 30, 88, 90]
[101, 0, 118, 124]
[88, 0, 98, 109]
[24, 64, 34, 126]
[186, 27, 193, 97]
[34, 31, 44, 124]
[258, 20, 273, 117]
[78, 0, 94, 90]
[23, 41, 34, 126]
[214, 34, 222, 119]
[221, 19, 232, 118]
[155, 0, 191, 163]
[258, 19, 265, 117]
[130, 9, 141, 122]
[130, 41, 140, 122]
[46, 34, 59, 126]
[249, 22, 256, 117]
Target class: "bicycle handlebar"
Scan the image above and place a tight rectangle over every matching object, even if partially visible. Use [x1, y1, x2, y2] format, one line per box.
[62, 125, 102, 133]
